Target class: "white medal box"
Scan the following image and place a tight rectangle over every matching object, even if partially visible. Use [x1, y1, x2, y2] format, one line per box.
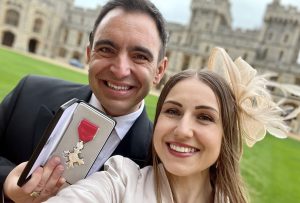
[18, 98, 116, 186]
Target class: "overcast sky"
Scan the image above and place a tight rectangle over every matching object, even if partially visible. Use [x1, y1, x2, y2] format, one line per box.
[74, 0, 300, 30]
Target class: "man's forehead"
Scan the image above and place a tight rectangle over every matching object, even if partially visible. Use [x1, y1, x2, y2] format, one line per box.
[94, 8, 161, 47]
[99, 8, 155, 29]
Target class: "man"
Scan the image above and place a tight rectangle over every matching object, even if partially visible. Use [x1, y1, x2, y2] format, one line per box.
[0, 0, 168, 202]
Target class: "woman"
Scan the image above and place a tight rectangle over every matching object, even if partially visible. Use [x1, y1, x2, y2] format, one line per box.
[44, 47, 287, 203]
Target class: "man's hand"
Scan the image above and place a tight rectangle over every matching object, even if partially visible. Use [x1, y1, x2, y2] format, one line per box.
[3, 156, 65, 203]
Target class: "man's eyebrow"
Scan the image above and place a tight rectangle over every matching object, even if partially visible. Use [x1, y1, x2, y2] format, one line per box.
[130, 46, 154, 61]
[93, 39, 117, 49]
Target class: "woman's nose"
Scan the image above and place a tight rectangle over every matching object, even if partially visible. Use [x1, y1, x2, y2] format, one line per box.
[173, 114, 194, 138]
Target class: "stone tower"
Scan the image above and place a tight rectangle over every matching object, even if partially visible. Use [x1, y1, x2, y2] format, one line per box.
[169, 0, 233, 74]
[180, 0, 232, 47]
[188, 0, 232, 33]
[258, 0, 300, 68]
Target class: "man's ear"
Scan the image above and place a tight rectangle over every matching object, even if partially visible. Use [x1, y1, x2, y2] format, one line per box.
[86, 44, 91, 63]
[153, 57, 168, 85]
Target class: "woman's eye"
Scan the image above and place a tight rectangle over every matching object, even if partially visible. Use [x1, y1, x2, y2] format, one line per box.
[165, 108, 180, 116]
[198, 114, 214, 122]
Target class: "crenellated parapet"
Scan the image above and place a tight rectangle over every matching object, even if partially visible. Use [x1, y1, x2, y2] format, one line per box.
[264, 1, 300, 25]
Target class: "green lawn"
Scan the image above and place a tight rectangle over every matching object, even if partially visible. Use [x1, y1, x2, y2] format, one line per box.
[1, 47, 300, 203]
[0, 47, 88, 99]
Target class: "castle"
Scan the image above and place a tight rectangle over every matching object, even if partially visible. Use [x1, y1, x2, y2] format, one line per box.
[1, 0, 300, 134]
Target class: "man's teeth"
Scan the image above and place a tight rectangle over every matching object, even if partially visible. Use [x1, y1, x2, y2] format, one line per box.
[169, 144, 196, 153]
[107, 82, 130, 91]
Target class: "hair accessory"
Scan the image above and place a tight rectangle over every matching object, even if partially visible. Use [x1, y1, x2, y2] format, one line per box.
[207, 47, 289, 147]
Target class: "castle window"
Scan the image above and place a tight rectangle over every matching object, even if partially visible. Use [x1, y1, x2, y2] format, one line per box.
[268, 32, 273, 41]
[278, 51, 284, 61]
[283, 34, 289, 43]
[201, 58, 207, 69]
[182, 55, 190, 71]
[262, 48, 268, 60]
[72, 51, 81, 60]
[177, 36, 181, 43]
[205, 46, 210, 53]
[63, 29, 69, 42]
[4, 9, 20, 26]
[267, 75, 278, 91]
[295, 77, 300, 86]
[205, 22, 210, 29]
[77, 32, 83, 46]
[58, 47, 67, 57]
[33, 18, 43, 33]
[166, 51, 170, 58]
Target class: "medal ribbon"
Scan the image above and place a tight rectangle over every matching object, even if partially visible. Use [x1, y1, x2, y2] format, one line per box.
[78, 119, 99, 143]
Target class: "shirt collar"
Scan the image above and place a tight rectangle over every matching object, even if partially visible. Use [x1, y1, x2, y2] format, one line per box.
[89, 94, 144, 139]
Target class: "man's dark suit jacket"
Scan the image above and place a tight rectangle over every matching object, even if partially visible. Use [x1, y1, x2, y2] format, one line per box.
[0, 75, 153, 191]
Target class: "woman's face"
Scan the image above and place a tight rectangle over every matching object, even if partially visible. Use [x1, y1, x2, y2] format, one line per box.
[153, 78, 223, 178]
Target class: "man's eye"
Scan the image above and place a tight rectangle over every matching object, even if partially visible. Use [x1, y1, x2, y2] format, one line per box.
[133, 54, 148, 61]
[97, 47, 111, 53]
[93, 47, 115, 58]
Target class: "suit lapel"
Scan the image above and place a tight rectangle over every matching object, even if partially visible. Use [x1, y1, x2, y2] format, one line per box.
[33, 85, 92, 147]
[33, 105, 55, 147]
[112, 107, 153, 167]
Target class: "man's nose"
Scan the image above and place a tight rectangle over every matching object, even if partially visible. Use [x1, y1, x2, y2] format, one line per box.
[111, 54, 131, 78]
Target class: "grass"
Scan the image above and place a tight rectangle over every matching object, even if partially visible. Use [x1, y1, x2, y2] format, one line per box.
[0, 47, 88, 99]
[1, 47, 300, 202]
[242, 135, 300, 202]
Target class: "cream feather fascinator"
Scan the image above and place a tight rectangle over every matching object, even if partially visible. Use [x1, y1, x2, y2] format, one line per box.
[207, 47, 288, 147]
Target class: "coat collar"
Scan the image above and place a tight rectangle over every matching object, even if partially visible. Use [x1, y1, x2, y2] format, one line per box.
[33, 85, 92, 146]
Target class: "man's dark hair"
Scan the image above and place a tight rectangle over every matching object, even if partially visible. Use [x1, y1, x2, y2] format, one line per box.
[89, 0, 168, 61]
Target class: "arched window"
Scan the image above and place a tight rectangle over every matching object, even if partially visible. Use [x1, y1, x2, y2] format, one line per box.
[279, 51, 284, 61]
[182, 55, 190, 71]
[262, 48, 268, 60]
[77, 32, 83, 46]
[268, 32, 273, 41]
[166, 51, 170, 58]
[1, 31, 15, 46]
[33, 18, 43, 33]
[72, 51, 81, 60]
[201, 58, 206, 69]
[28, 38, 39, 53]
[295, 77, 300, 86]
[5, 9, 20, 26]
[64, 29, 69, 42]
[205, 45, 210, 53]
[58, 47, 67, 57]
[283, 34, 289, 43]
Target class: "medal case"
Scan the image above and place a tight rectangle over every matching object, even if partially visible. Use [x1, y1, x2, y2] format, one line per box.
[18, 98, 116, 186]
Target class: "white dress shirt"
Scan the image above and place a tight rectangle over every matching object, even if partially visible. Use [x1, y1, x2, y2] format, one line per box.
[87, 94, 144, 175]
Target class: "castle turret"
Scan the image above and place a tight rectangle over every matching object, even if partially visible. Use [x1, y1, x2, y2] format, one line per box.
[189, 0, 232, 33]
[258, 0, 300, 66]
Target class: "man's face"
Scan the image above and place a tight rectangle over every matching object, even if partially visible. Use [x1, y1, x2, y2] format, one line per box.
[87, 8, 167, 116]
